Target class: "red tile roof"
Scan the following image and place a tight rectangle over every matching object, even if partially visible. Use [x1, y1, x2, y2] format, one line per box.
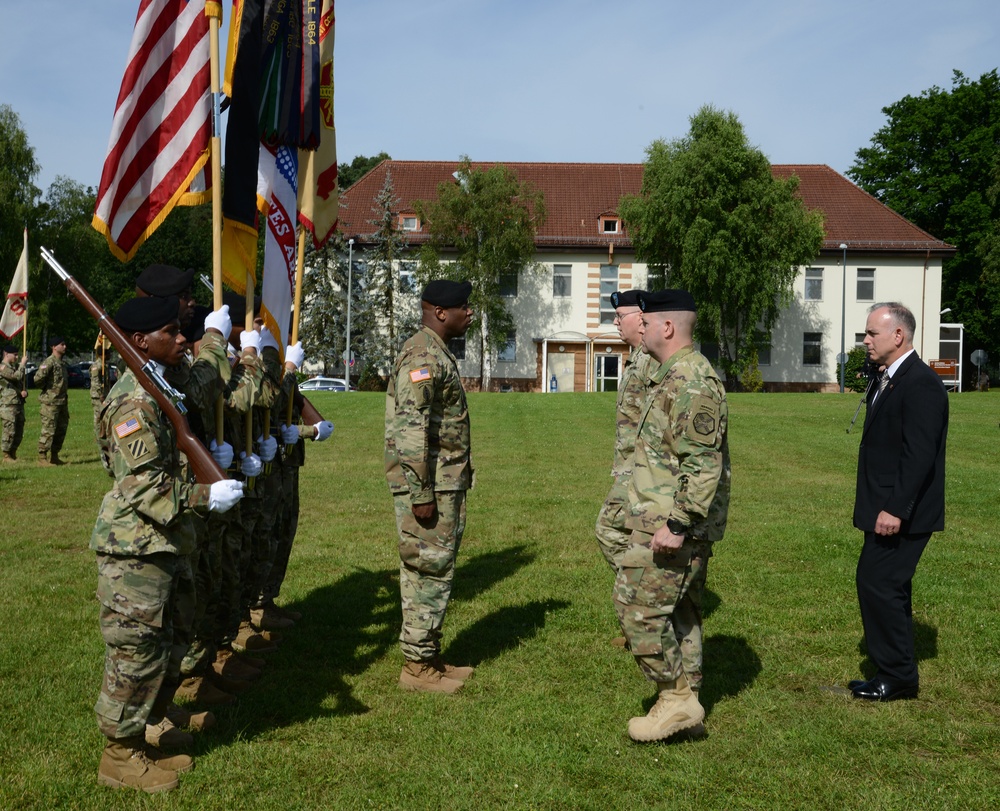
[338, 160, 954, 256]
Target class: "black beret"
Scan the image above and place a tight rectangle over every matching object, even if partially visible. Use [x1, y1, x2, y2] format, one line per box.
[135, 264, 196, 297]
[2, 343, 16, 354]
[422, 279, 472, 308]
[222, 291, 260, 326]
[182, 305, 211, 344]
[610, 289, 645, 309]
[638, 289, 697, 314]
[114, 296, 180, 333]
[48, 335, 66, 348]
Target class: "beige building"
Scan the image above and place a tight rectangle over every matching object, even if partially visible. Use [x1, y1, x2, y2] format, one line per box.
[338, 161, 955, 392]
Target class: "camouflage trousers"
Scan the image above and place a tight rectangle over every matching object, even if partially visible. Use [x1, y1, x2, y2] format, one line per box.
[262, 463, 299, 604]
[1, 402, 24, 453]
[238, 491, 265, 612]
[246, 465, 284, 609]
[394, 490, 466, 662]
[37, 400, 69, 455]
[181, 514, 219, 677]
[595, 475, 632, 573]
[214, 503, 246, 645]
[613, 531, 712, 689]
[94, 551, 194, 739]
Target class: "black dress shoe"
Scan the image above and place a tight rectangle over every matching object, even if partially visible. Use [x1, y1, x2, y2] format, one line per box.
[848, 679, 867, 691]
[851, 676, 919, 702]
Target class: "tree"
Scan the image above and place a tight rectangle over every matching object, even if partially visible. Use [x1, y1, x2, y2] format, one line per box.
[0, 105, 41, 282]
[619, 106, 825, 389]
[338, 152, 391, 190]
[848, 70, 1000, 375]
[360, 169, 418, 375]
[415, 157, 546, 390]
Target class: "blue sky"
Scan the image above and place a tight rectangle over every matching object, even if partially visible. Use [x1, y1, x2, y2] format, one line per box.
[2, 0, 998, 195]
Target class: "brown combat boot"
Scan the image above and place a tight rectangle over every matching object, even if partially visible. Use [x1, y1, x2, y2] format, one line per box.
[38, 451, 53, 466]
[97, 737, 179, 793]
[250, 604, 294, 631]
[627, 673, 705, 742]
[428, 655, 475, 682]
[398, 660, 464, 694]
[174, 675, 236, 706]
[145, 744, 194, 774]
[165, 702, 215, 732]
[272, 602, 302, 621]
[218, 645, 266, 670]
[233, 621, 280, 653]
[213, 648, 261, 681]
[145, 716, 193, 749]
[2, 451, 15, 463]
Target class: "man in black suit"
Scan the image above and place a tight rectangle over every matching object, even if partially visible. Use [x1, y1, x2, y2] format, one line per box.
[850, 302, 948, 702]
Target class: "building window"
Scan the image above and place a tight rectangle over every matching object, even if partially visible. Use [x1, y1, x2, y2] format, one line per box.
[500, 272, 518, 297]
[857, 268, 875, 301]
[398, 260, 417, 293]
[855, 332, 866, 346]
[803, 332, 822, 366]
[497, 330, 516, 362]
[448, 336, 466, 360]
[754, 333, 771, 366]
[804, 267, 823, 301]
[599, 265, 618, 324]
[553, 264, 572, 298]
[601, 217, 620, 234]
[399, 214, 419, 231]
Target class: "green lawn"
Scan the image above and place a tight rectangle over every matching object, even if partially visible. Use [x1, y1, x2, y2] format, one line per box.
[1, 389, 998, 810]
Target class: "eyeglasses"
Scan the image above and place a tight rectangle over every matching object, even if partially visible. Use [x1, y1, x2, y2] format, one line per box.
[613, 310, 642, 325]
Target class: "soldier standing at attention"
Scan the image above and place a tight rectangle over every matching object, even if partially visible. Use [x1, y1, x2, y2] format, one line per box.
[1, 343, 28, 462]
[35, 335, 70, 465]
[594, 290, 653, 645]
[91, 334, 115, 432]
[617, 289, 731, 742]
[386, 279, 475, 694]
[93, 296, 243, 793]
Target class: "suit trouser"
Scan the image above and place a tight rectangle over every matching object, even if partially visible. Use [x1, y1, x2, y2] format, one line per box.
[856, 531, 931, 684]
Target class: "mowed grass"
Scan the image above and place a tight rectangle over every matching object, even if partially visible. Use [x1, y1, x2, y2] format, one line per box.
[1, 388, 999, 810]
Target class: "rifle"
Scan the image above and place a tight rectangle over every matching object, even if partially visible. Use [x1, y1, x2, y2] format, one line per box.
[40, 247, 228, 484]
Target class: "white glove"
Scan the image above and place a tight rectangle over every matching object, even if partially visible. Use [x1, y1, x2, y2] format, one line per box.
[210, 439, 234, 470]
[285, 342, 305, 369]
[314, 420, 334, 442]
[258, 434, 278, 462]
[240, 451, 263, 478]
[240, 330, 261, 353]
[208, 479, 244, 513]
[280, 423, 300, 444]
[258, 326, 279, 353]
[203, 305, 232, 338]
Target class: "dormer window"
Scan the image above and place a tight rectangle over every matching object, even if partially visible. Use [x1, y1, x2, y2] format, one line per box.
[600, 216, 620, 234]
[399, 214, 420, 231]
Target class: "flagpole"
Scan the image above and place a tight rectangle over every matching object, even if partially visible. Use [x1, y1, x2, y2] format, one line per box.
[208, 2, 225, 446]
[285, 228, 307, 430]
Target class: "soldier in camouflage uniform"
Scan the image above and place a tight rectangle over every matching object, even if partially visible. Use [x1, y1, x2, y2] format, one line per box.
[34, 335, 70, 465]
[92, 296, 243, 793]
[90, 335, 115, 433]
[1, 343, 28, 461]
[595, 290, 654, 644]
[616, 289, 731, 743]
[386, 280, 475, 694]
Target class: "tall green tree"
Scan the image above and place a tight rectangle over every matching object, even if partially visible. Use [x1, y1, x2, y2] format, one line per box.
[619, 106, 825, 389]
[0, 105, 41, 282]
[338, 152, 391, 190]
[848, 70, 1000, 373]
[415, 157, 546, 390]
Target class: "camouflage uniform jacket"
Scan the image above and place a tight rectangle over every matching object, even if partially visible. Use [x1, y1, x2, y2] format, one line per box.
[164, 331, 231, 419]
[90, 358, 113, 411]
[385, 326, 473, 502]
[626, 345, 730, 542]
[611, 346, 656, 479]
[91, 368, 211, 556]
[34, 352, 68, 404]
[0, 359, 26, 406]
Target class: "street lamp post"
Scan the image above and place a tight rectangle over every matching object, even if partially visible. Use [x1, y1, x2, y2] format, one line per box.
[345, 238, 353, 392]
[839, 242, 848, 393]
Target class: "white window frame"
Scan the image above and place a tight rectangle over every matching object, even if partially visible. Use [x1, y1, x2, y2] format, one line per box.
[804, 267, 823, 301]
[553, 264, 572, 298]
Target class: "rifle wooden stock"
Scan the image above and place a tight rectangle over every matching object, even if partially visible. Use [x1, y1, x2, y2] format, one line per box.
[295, 391, 323, 426]
[40, 250, 226, 484]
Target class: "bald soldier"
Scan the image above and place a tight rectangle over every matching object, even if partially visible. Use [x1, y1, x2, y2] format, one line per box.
[616, 289, 731, 743]
[385, 279, 475, 694]
[34, 335, 70, 465]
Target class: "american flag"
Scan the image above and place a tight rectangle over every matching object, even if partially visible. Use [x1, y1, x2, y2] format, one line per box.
[115, 417, 142, 439]
[92, 0, 213, 262]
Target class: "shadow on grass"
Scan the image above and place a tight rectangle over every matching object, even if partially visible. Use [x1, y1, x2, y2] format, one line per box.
[452, 544, 536, 603]
[445, 598, 572, 667]
[700, 634, 762, 713]
[702, 588, 721, 620]
[855, 619, 939, 678]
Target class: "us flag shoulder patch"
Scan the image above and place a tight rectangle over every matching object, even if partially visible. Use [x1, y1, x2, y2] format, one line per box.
[115, 417, 142, 439]
[409, 368, 431, 383]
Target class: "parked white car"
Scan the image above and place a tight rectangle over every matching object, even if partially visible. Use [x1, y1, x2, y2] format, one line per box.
[299, 376, 354, 392]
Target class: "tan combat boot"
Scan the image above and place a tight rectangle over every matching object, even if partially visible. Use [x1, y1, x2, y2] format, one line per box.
[97, 737, 179, 793]
[398, 660, 464, 694]
[233, 620, 279, 653]
[213, 648, 261, 681]
[250, 604, 294, 631]
[165, 702, 215, 732]
[38, 451, 52, 466]
[627, 673, 705, 742]
[2, 451, 15, 463]
[218, 645, 266, 670]
[174, 675, 236, 706]
[145, 716, 194, 748]
[272, 602, 302, 621]
[428, 655, 475, 682]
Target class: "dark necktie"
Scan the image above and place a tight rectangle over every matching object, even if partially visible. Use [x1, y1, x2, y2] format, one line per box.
[873, 370, 890, 402]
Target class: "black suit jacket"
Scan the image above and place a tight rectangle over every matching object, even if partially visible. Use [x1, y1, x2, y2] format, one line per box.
[853, 351, 948, 534]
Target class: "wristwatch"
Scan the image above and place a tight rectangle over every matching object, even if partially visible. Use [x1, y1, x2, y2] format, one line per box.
[666, 518, 689, 536]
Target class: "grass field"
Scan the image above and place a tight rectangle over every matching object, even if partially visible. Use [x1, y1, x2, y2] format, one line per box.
[1, 388, 998, 810]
